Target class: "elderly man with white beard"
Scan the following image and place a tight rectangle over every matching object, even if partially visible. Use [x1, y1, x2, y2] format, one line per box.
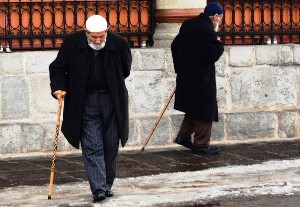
[49, 15, 132, 203]
[171, 2, 224, 155]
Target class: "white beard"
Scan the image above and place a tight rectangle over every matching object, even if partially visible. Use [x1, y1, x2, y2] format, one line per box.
[213, 22, 219, 32]
[213, 17, 220, 32]
[87, 37, 106, 50]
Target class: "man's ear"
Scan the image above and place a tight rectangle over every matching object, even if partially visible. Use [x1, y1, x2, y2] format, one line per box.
[213, 14, 219, 20]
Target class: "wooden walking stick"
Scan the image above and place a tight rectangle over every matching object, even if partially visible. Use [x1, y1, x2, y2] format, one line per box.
[141, 88, 176, 151]
[48, 99, 63, 199]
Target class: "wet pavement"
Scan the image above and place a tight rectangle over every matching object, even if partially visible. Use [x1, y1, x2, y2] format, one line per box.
[0, 140, 300, 206]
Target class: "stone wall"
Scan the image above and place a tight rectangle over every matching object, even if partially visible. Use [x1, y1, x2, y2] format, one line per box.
[0, 44, 300, 156]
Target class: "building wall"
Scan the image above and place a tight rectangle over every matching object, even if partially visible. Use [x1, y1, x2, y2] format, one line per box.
[0, 44, 300, 156]
[156, 0, 205, 9]
[154, 0, 205, 48]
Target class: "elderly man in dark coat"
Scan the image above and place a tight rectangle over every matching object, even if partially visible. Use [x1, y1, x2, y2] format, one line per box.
[49, 15, 132, 202]
[171, 2, 224, 154]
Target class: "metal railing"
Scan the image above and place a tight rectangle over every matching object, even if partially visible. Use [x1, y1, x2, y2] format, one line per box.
[1, 0, 299, 50]
[0, 0, 155, 50]
[209, 0, 300, 45]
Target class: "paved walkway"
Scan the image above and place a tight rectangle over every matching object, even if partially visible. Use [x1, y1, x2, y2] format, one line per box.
[0, 140, 300, 206]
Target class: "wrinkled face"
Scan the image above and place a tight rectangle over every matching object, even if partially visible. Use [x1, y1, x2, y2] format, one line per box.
[86, 30, 107, 50]
[211, 14, 223, 32]
[86, 31, 107, 45]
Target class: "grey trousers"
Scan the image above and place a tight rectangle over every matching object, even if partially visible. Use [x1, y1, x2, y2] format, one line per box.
[80, 93, 119, 194]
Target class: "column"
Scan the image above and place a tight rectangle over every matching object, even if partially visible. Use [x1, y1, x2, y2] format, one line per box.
[153, 0, 206, 48]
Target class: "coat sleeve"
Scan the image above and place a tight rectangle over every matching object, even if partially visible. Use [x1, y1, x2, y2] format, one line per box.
[120, 40, 132, 79]
[202, 32, 224, 64]
[49, 37, 70, 97]
[171, 35, 179, 74]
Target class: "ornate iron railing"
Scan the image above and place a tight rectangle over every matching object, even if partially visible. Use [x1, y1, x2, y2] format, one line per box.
[1, 0, 299, 50]
[0, 0, 155, 50]
[209, 0, 300, 45]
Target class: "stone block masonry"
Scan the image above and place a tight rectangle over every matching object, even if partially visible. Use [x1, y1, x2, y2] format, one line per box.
[0, 45, 300, 156]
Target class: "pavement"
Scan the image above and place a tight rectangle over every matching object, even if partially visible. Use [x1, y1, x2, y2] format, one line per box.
[0, 140, 300, 206]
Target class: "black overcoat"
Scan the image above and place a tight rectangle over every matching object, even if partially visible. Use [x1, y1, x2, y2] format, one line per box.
[171, 13, 224, 122]
[49, 31, 132, 149]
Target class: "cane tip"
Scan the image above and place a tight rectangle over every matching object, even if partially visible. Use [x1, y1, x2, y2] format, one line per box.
[48, 195, 51, 200]
[141, 147, 145, 152]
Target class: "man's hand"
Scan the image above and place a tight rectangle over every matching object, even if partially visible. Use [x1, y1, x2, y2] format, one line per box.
[53, 90, 66, 103]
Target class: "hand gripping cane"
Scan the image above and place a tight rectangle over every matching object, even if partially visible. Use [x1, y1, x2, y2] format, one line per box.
[48, 99, 63, 199]
[141, 88, 176, 151]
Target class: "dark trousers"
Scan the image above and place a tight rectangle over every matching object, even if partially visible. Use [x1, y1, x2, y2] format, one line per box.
[177, 114, 212, 147]
[80, 94, 119, 194]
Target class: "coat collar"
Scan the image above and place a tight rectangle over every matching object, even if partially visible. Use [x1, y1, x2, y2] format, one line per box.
[199, 13, 214, 26]
[77, 31, 116, 52]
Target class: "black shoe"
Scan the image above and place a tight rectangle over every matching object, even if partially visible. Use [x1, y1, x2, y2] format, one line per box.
[174, 136, 193, 149]
[93, 190, 106, 203]
[192, 146, 221, 154]
[105, 189, 114, 197]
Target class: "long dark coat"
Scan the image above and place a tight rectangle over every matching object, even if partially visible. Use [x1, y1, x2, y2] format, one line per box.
[171, 13, 224, 122]
[49, 31, 132, 149]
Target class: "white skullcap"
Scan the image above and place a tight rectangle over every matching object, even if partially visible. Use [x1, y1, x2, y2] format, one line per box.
[85, 15, 108, 32]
